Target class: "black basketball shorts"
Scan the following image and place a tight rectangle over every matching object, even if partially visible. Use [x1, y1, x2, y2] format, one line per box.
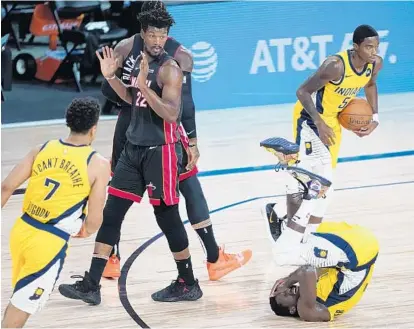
[108, 140, 182, 206]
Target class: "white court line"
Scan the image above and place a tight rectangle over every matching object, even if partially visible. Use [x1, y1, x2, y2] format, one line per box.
[2, 92, 413, 129]
[1, 116, 118, 129]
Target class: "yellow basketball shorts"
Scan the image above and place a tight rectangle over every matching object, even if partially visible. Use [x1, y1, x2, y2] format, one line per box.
[9, 215, 69, 314]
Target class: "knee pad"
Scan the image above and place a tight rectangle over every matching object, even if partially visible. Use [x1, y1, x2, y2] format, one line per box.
[154, 202, 189, 253]
[96, 195, 133, 246]
[179, 175, 210, 224]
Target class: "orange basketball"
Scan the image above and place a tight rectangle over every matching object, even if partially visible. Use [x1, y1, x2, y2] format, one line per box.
[338, 98, 373, 131]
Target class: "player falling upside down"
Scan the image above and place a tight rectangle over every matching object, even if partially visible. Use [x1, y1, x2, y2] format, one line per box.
[256, 145, 379, 322]
[1, 98, 111, 328]
[100, 0, 251, 281]
[264, 25, 383, 241]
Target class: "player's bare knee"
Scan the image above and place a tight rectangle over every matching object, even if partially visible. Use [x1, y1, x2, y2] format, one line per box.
[154, 202, 189, 253]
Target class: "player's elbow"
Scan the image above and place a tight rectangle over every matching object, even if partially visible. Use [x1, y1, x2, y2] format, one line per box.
[1, 182, 14, 196]
[296, 87, 308, 100]
[165, 109, 179, 123]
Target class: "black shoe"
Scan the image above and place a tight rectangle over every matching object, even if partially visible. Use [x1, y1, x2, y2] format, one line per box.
[262, 203, 285, 242]
[151, 278, 203, 302]
[58, 271, 101, 305]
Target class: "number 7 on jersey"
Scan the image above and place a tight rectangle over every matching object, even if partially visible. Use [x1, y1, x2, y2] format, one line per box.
[44, 178, 60, 200]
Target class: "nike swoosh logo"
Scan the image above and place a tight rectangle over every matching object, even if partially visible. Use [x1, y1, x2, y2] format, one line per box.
[186, 129, 195, 136]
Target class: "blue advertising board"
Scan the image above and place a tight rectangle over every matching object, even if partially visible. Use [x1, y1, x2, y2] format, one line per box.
[167, 1, 414, 110]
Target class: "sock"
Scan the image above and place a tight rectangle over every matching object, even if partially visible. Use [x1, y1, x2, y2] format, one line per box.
[175, 257, 195, 285]
[305, 223, 319, 234]
[195, 225, 219, 263]
[89, 256, 108, 286]
[109, 242, 121, 258]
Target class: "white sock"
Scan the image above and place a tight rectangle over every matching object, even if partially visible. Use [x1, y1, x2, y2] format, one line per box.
[272, 224, 304, 265]
[306, 223, 320, 234]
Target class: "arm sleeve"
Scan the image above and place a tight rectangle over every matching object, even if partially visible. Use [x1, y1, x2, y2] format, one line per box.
[101, 75, 121, 105]
[180, 71, 197, 139]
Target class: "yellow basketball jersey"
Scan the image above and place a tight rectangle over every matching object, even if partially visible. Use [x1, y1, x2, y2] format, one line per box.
[22, 139, 96, 224]
[293, 49, 375, 128]
[314, 222, 379, 320]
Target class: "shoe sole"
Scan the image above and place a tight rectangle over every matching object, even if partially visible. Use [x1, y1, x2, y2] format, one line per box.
[260, 137, 299, 155]
[261, 204, 279, 245]
[152, 290, 203, 302]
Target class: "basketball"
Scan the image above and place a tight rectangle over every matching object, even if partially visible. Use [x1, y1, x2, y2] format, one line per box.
[338, 98, 373, 131]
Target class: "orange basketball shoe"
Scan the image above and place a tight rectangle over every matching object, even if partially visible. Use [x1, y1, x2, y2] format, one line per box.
[207, 246, 252, 281]
[102, 255, 121, 279]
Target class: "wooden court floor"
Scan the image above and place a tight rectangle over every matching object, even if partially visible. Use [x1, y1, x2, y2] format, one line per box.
[2, 94, 414, 328]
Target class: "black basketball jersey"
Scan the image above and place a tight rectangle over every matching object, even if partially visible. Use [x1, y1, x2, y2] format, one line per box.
[126, 51, 181, 146]
[118, 36, 181, 108]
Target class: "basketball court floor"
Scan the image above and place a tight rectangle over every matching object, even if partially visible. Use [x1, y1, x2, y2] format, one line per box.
[2, 92, 414, 328]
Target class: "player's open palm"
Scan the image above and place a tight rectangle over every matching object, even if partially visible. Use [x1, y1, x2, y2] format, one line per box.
[96, 46, 118, 79]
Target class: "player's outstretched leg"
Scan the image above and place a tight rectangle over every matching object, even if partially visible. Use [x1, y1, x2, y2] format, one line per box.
[260, 137, 332, 243]
[180, 175, 252, 281]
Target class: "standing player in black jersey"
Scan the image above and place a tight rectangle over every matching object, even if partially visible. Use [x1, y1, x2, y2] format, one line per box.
[100, 1, 252, 281]
[58, 7, 202, 304]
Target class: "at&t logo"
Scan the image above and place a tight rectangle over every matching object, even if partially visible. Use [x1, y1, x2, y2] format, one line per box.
[190, 41, 218, 82]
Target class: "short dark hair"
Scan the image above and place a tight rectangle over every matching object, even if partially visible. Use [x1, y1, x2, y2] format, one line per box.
[353, 25, 378, 45]
[138, 5, 175, 32]
[65, 97, 100, 134]
[269, 297, 300, 318]
[141, 1, 166, 12]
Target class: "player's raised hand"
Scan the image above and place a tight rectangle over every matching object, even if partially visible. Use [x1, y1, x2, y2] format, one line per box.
[137, 51, 149, 89]
[96, 46, 119, 79]
[316, 119, 335, 146]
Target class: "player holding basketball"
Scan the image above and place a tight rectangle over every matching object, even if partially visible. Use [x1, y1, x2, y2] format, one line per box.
[101, 0, 251, 281]
[268, 220, 379, 322]
[59, 7, 204, 304]
[264, 25, 383, 243]
[1, 98, 110, 328]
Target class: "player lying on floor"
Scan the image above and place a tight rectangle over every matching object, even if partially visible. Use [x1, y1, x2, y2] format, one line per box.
[269, 220, 379, 322]
[260, 138, 379, 322]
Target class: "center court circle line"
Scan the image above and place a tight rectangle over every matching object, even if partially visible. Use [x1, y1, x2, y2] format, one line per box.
[118, 179, 414, 328]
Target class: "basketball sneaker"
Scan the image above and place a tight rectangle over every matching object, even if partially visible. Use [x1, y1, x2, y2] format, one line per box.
[261, 203, 287, 243]
[102, 255, 120, 279]
[260, 137, 300, 166]
[207, 246, 252, 281]
[151, 278, 203, 302]
[261, 137, 331, 199]
[58, 271, 101, 305]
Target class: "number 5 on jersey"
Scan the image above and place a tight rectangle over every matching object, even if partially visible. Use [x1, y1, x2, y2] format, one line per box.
[44, 178, 60, 200]
[338, 97, 351, 109]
